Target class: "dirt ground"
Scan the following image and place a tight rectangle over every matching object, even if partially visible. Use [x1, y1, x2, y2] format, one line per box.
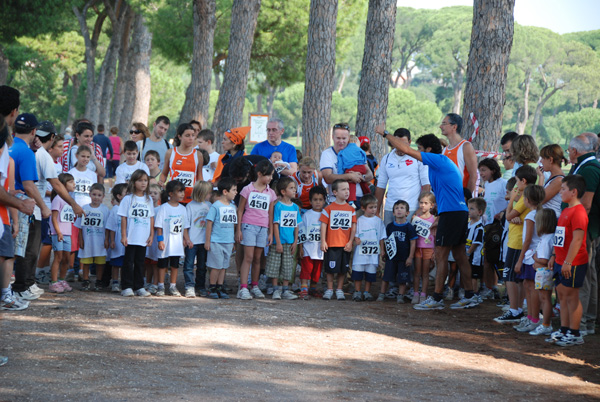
[1, 268, 599, 402]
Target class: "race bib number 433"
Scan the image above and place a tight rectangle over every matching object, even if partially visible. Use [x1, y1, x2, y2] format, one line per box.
[330, 211, 351, 230]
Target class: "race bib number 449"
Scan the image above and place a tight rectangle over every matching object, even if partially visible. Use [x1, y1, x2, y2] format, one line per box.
[330, 211, 351, 230]
[248, 192, 269, 211]
[220, 207, 237, 224]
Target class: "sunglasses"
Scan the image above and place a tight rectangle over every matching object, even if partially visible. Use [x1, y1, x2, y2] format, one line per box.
[333, 123, 350, 131]
[130, 129, 142, 134]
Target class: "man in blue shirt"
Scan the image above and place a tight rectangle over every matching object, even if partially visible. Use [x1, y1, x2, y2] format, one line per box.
[375, 125, 478, 311]
[250, 118, 297, 176]
[93, 123, 114, 160]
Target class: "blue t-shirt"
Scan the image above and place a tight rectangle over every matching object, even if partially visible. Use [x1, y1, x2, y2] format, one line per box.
[274, 201, 302, 244]
[9, 136, 38, 191]
[93, 133, 113, 159]
[206, 200, 237, 243]
[337, 143, 367, 173]
[386, 221, 417, 261]
[251, 140, 298, 164]
[421, 152, 468, 214]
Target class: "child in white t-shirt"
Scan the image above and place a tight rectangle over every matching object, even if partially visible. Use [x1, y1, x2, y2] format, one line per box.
[74, 183, 110, 291]
[155, 180, 189, 297]
[106, 183, 128, 293]
[352, 194, 386, 302]
[68, 145, 97, 208]
[299, 186, 327, 300]
[115, 140, 150, 184]
[145, 183, 161, 294]
[196, 129, 220, 183]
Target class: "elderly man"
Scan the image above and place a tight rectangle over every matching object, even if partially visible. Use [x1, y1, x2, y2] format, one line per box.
[440, 113, 478, 195]
[567, 133, 600, 337]
[251, 118, 298, 176]
[138, 115, 171, 170]
[320, 123, 373, 205]
[375, 128, 430, 225]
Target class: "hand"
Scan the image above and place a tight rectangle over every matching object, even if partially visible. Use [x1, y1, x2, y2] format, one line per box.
[548, 255, 555, 270]
[268, 233, 273, 246]
[561, 263, 572, 279]
[58, 233, 63, 242]
[276, 243, 283, 253]
[321, 240, 328, 253]
[146, 236, 152, 246]
[104, 239, 109, 249]
[184, 239, 194, 249]
[374, 123, 386, 136]
[344, 240, 352, 252]
[514, 261, 522, 274]
[235, 229, 243, 244]
[290, 242, 297, 254]
[11, 224, 19, 238]
[406, 257, 413, 267]
[110, 241, 115, 249]
[19, 199, 35, 215]
[354, 237, 361, 246]
[204, 242, 210, 251]
[510, 217, 521, 224]
[158, 241, 165, 251]
[121, 238, 128, 247]
[41, 205, 51, 219]
[348, 171, 362, 184]
[72, 204, 84, 217]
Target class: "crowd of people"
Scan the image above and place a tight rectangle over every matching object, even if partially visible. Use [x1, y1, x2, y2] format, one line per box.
[0, 84, 599, 366]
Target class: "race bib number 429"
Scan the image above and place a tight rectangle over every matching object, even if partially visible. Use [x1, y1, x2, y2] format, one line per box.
[330, 211, 351, 230]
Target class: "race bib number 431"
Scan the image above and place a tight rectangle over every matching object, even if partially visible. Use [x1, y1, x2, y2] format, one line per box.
[248, 192, 269, 211]
[330, 211, 351, 230]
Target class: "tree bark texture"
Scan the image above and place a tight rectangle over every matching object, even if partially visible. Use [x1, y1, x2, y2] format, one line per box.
[355, 0, 397, 164]
[301, 0, 338, 159]
[131, 16, 152, 125]
[515, 69, 530, 134]
[211, 0, 261, 146]
[111, 8, 134, 132]
[63, 74, 81, 133]
[531, 85, 562, 140]
[179, 0, 216, 128]
[452, 67, 464, 114]
[460, 0, 515, 153]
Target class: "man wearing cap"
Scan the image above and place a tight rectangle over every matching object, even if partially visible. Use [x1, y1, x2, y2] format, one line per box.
[251, 118, 297, 176]
[138, 115, 171, 170]
[212, 126, 249, 183]
[375, 128, 430, 224]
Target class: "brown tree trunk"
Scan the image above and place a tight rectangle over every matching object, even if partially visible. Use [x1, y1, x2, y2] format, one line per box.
[131, 16, 152, 125]
[337, 69, 347, 94]
[593, 99, 598, 109]
[211, 0, 261, 146]
[0, 46, 8, 85]
[355, 0, 397, 162]
[266, 84, 277, 116]
[460, 0, 515, 153]
[213, 70, 221, 90]
[302, 0, 338, 159]
[179, 0, 216, 128]
[452, 67, 464, 115]
[111, 7, 134, 131]
[62, 74, 81, 133]
[531, 85, 562, 140]
[515, 69, 530, 134]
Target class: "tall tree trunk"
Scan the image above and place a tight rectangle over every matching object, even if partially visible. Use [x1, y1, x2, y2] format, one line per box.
[337, 69, 347, 94]
[256, 93, 263, 114]
[593, 98, 598, 109]
[302, 0, 338, 159]
[179, 0, 216, 127]
[131, 16, 152, 124]
[460, 0, 515, 153]
[213, 70, 221, 90]
[451, 67, 464, 114]
[0, 46, 8, 85]
[266, 85, 277, 116]
[515, 69, 530, 134]
[63, 74, 81, 133]
[355, 0, 397, 162]
[111, 7, 134, 131]
[211, 0, 261, 146]
[531, 85, 562, 140]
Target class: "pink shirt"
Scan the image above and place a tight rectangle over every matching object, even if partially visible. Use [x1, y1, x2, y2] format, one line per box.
[50, 195, 74, 236]
[109, 136, 121, 161]
[415, 214, 435, 249]
[240, 182, 277, 228]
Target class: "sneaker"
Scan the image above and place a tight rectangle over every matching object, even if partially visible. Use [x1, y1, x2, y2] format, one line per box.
[414, 296, 444, 310]
[183, 287, 195, 298]
[299, 289, 309, 300]
[196, 288, 208, 297]
[14, 288, 40, 300]
[397, 295, 405, 304]
[322, 289, 334, 300]
[496, 298, 510, 308]
[250, 286, 266, 299]
[555, 332, 584, 347]
[376, 293, 385, 302]
[272, 289, 282, 300]
[93, 281, 103, 292]
[517, 320, 539, 333]
[80, 280, 90, 291]
[493, 310, 523, 323]
[545, 330, 566, 343]
[281, 290, 298, 300]
[0, 294, 29, 311]
[529, 324, 553, 336]
[363, 291, 374, 301]
[29, 284, 44, 296]
[411, 293, 420, 304]
[385, 287, 398, 299]
[513, 316, 530, 330]
[156, 287, 165, 297]
[444, 288, 454, 301]
[479, 288, 493, 299]
[169, 286, 181, 297]
[492, 288, 502, 300]
[237, 287, 252, 300]
[335, 289, 345, 300]
[135, 288, 151, 297]
[48, 282, 64, 293]
[208, 291, 219, 299]
[458, 288, 465, 300]
[121, 288, 134, 297]
[450, 296, 479, 310]
[65, 271, 75, 282]
[59, 281, 73, 292]
[147, 284, 158, 295]
[111, 283, 121, 293]
[266, 285, 274, 295]
[217, 289, 230, 299]
[352, 291, 362, 302]
[35, 271, 49, 285]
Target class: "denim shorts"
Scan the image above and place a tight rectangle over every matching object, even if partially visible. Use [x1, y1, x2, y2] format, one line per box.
[51, 234, 72, 252]
[0, 224, 14, 258]
[207, 242, 233, 269]
[240, 223, 268, 248]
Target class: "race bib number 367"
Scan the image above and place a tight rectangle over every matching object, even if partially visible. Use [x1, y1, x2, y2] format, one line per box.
[330, 211, 352, 230]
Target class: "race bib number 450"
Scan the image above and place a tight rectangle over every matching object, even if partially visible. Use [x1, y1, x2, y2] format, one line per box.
[330, 211, 351, 230]
[248, 192, 269, 211]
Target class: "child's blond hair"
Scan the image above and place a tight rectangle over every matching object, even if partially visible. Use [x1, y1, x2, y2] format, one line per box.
[191, 181, 213, 203]
[298, 157, 317, 170]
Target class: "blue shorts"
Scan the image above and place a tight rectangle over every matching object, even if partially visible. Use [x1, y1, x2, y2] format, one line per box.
[109, 255, 125, 267]
[351, 270, 376, 283]
[553, 262, 588, 288]
[240, 223, 268, 248]
[383, 259, 410, 284]
[0, 224, 14, 259]
[521, 263, 536, 281]
[52, 234, 72, 252]
[41, 217, 52, 245]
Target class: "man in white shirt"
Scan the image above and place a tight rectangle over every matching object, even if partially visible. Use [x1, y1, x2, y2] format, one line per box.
[375, 128, 430, 225]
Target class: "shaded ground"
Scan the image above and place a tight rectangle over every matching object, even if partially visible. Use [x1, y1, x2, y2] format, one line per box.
[1, 272, 599, 401]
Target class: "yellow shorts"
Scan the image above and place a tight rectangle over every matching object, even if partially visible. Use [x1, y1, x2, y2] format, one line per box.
[80, 256, 106, 265]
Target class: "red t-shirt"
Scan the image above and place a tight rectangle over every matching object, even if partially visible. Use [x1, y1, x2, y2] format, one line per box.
[319, 202, 356, 248]
[555, 204, 588, 266]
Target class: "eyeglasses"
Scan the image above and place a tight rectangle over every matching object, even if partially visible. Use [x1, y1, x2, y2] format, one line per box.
[440, 122, 453, 126]
[130, 129, 141, 134]
[333, 123, 350, 131]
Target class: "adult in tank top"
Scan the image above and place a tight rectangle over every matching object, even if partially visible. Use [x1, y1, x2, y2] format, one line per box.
[440, 113, 478, 196]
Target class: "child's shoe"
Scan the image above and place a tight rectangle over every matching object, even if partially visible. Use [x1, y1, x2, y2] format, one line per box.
[184, 287, 196, 298]
[281, 290, 298, 300]
[299, 289, 309, 300]
[80, 280, 90, 291]
[208, 289, 219, 299]
[335, 289, 345, 301]
[156, 286, 165, 296]
[250, 286, 265, 299]
[196, 288, 208, 297]
[217, 288, 230, 299]
[322, 289, 334, 300]
[94, 281, 103, 291]
[444, 288, 454, 301]
[385, 287, 398, 299]
[272, 288, 282, 300]
[135, 288, 151, 297]
[363, 291, 374, 301]
[236, 287, 252, 300]
[376, 293, 385, 302]
[111, 283, 121, 293]
[59, 280, 73, 292]
[48, 282, 64, 293]
[147, 284, 157, 295]
[352, 291, 362, 302]
[411, 293, 420, 304]
[121, 288, 134, 297]
[397, 294, 405, 304]
[169, 286, 181, 297]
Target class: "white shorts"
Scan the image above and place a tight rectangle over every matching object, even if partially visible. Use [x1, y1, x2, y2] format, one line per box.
[207, 242, 233, 269]
[352, 264, 378, 275]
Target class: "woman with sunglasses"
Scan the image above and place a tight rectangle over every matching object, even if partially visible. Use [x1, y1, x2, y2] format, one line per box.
[129, 122, 149, 152]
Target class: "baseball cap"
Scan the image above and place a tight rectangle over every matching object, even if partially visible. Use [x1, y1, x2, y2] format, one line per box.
[358, 136, 370, 147]
[36, 120, 56, 137]
[14, 113, 39, 131]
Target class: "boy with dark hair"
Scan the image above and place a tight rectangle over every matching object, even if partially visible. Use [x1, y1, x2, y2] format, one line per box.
[466, 197, 486, 301]
[299, 185, 327, 299]
[115, 140, 150, 184]
[320, 179, 357, 300]
[197, 129, 220, 182]
[144, 150, 161, 183]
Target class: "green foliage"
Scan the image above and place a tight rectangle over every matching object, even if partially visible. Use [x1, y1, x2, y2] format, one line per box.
[543, 108, 600, 147]
[0, 0, 75, 43]
[149, 55, 190, 125]
[386, 88, 442, 136]
[272, 83, 304, 134]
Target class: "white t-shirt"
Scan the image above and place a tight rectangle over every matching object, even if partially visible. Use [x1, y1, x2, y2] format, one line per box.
[535, 233, 554, 261]
[70, 145, 104, 173]
[115, 161, 150, 185]
[377, 151, 430, 212]
[45, 162, 62, 210]
[69, 168, 97, 207]
[300, 209, 324, 260]
[118, 194, 155, 246]
[353, 215, 387, 265]
[75, 203, 109, 258]
[34, 146, 59, 220]
[522, 210, 540, 265]
[320, 146, 365, 202]
[483, 178, 507, 224]
[466, 220, 484, 266]
[201, 151, 220, 183]
[106, 205, 125, 259]
[186, 200, 211, 245]
[155, 203, 189, 259]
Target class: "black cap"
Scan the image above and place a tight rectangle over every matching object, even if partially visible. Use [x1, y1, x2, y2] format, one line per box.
[36, 120, 56, 137]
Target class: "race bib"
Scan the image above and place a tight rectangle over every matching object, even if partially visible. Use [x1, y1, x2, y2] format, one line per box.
[280, 211, 297, 228]
[298, 224, 307, 243]
[307, 230, 321, 242]
[59, 205, 75, 223]
[248, 192, 269, 211]
[385, 237, 397, 259]
[553, 226, 565, 248]
[413, 216, 432, 239]
[174, 170, 194, 187]
[129, 201, 150, 219]
[220, 206, 237, 224]
[83, 212, 104, 228]
[169, 216, 183, 234]
[75, 178, 92, 194]
[330, 211, 352, 230]
[359, 239, 380, 255]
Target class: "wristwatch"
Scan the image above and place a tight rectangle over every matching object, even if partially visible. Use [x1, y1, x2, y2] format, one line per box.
[382, 130, 389, 138]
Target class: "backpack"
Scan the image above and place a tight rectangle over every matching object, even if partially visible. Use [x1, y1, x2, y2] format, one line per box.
[483, 218, 504, 265]
[138, 137, 170, 161]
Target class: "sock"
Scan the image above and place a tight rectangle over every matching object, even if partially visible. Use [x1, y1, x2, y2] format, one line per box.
[527, 315, 532, 320]
[251, 281, 258, 288]
[1, 288, 9, 297]
[158, 283, 164, 288]
[420, 292, 426, 297]
[531, 318, 539, 324]
[282, 286, 289, 292]
[433, 292, 443, 302]
[35, 267, 45, 275]
[465, 290, 474, 299]
[560, 326, 569, 334]
[571, 329, 580, 337]
[241, 284, 248, 289]
[170, 283, 177, 289]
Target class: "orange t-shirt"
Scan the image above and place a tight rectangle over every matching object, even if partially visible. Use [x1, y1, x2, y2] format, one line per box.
[319, 202, 356, 247]
[443, 139, 470, 189]
[169, 147, 200, 203]
[292, 171, 318, 210]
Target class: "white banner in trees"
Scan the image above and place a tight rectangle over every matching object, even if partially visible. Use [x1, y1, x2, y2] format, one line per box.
[250, 114, 269, 143]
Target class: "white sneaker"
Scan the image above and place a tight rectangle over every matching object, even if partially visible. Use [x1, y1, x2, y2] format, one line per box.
[335, 289, 345, 300]
[111, 283, 121, 293]
[1, 294, 29, 311]
[184, 287, 196, 298]
[237, 287, 252, 300]
[250, 286, 265, 299]
[29, 284, 44, 296]
[135, 288, 151, 297]
[14, 288, 40, 301]
[272, 289, 282, 300]
[121, 288, 134, 297]
[529, 324, 553, 336]
[281, 290, 298, 300]
[322, 289, 334, 300]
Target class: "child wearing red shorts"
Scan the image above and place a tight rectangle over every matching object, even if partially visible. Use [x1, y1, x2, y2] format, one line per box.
[299, 186, 327, 299]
